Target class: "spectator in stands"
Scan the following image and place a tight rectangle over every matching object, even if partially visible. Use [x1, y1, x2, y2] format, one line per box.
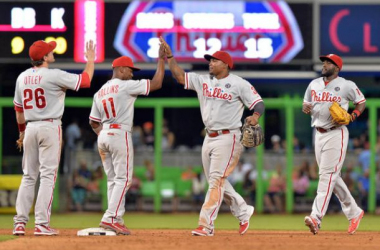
[270, 135, 284, 154]
[162, 119, 176, 151]
[243, 169, 257, 205]
[376, 167, 380, 214]
[358, 141, 378, 172]
[143, 121, 154, 149]
[70, 169, 89, 211]
[293, 167, 310, 198]
[358, 169, 370, 212]
[144, 159, 155, 181]
[308, 161, 319, 181]
[87, 165, 104, 196]
[132, 125, 144, 151]
[181, 166, 196, 180]
[125, 174, 142, 210]
[192, 172, 206, 210]
[342, 163, 358, 195]
[264, 164, 286, 213]
[64, 119, 81, 174]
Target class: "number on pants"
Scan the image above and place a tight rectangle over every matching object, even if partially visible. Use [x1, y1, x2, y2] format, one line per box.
[23, 88, 46, 109]
[102, 98, 116, 118]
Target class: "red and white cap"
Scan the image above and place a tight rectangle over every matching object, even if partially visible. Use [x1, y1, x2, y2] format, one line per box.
[112, 56, 140, 71]
[204, 51, 234, 69]
[319, 54, 343, 70]
[29, 40, 57, 61]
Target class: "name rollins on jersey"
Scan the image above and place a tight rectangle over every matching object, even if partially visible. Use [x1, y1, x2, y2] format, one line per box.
[203, 83, 232, 100]
[98, 85, 119, 98]
[311, 90, 342, 102]
[24, 75, 42, 85]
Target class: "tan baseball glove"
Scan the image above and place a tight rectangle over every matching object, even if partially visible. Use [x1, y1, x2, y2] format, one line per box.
[329, 101, 351, 125]
[16, 131, 25, 152]
[241, 122, 264, 148]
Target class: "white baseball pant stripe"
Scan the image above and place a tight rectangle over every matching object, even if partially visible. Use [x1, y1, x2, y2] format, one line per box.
[312, 127, 362, 222]
[99, 130, 133, 225]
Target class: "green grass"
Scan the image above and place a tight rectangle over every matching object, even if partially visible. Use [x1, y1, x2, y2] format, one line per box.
[0, 235, 15, 242]
[1, 213, 379, 231]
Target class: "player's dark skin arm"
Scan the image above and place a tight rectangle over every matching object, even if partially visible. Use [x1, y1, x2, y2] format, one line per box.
[159, 36, 185, 85]
[352, 102, 365, 121]
[246, 102, 265, 126]
[89, 120, 102, 135]
[150, 44, 166, 92]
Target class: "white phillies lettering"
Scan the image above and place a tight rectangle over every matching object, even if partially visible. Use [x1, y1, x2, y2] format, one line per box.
[311, 90, 342, 102]
[202, 83, 232, 100]
[24, 75, 42, 85]
[98, 84, 119, 98]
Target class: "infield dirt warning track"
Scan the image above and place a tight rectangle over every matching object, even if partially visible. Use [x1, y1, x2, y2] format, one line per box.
[0, 229, 379, 250]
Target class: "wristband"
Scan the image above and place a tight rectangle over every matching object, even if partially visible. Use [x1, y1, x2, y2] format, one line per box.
[18, 123, 26, 132]
[351, 110, 361, 121]
[167, 55, 173, 59]
[253, 112, 261, 117]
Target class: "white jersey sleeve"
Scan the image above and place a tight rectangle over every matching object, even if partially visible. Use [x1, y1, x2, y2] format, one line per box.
[13, 75, 23, 110]
[53, 69, 82, 91]
[125, 79, 150, 96]
[89, 97, 101, 122]
[239, 79, 263, 110]
[303, 83, 312, 103]
[184, 72, 203, 91]
[347, 81, 366, 104]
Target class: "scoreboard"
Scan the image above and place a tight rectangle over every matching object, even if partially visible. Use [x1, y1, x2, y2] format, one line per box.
[0, 0, 307, 64]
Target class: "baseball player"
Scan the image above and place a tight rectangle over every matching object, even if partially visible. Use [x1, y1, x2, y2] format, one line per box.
[302, 54, 366, 235]
[12, 40, 95, 236]
[89, 45, 165, 235]
[160, 37, 264, 236]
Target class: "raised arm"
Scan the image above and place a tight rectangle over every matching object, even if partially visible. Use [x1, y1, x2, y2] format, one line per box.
[159, 36, 185, 85]
[82, 40, 96, 83]
[149, 42, 166, 92]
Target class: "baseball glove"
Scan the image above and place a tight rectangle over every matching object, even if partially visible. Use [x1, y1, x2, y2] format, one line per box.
[329, 101, 351, 125]
[241, 122, 264, 148]
[16, 132, 24, 152]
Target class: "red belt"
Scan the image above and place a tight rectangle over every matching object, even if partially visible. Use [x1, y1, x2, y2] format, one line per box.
[207, 129, 230, 137]
[109, 124, 121, 129]
[42, 119, 54, 122]
[316, 126, 337, 133]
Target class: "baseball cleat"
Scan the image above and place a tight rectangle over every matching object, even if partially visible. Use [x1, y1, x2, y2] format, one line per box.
[239, 205, 254, 235]
[13, 223, 26, 236]
[191, 226, 214, 236]
[304, 216, 320, 235]
[348, 211, 364, 235]
[99, 221, 131, 235]
[34, 224, 59, 236]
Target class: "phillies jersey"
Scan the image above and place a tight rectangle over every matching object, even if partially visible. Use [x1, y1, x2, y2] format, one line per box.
[89, 78, 150, 131]
[185, 72, 262, 130]
[13, 67, 82, 121]
[303, 77, 366, 128]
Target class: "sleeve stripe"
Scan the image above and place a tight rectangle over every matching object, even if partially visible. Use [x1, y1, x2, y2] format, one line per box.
[75, 74, 82, 91]
[356, 99, 366, 104]
[145, 79, 150, 95]
[89, 116, 101, 122]
[13, 100, 23, 107]
[249, 99, 263, 110]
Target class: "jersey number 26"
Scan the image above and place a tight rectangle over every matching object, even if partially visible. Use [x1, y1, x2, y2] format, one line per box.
[24, 88, 46, 109]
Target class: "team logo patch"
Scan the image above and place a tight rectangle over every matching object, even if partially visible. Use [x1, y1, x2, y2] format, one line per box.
[335, 87, 340, 92]
[225, 83, 231, 88]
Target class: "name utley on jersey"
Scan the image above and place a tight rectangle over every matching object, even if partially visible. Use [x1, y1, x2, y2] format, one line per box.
[303, 77, 366, 129]
[13, 67, 82, 121]
[89, 78, 150, 131]
[185, 72, 263, 130]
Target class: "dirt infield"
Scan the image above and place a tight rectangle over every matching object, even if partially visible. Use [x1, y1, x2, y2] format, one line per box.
[0, 229, 379, 250]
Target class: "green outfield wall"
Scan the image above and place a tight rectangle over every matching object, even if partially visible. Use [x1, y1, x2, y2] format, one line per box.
[0, 97, 377, 213]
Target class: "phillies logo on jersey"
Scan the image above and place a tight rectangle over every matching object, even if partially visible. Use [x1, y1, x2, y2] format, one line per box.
[203, 83, 232, 100]
[311, 90, 342, 102]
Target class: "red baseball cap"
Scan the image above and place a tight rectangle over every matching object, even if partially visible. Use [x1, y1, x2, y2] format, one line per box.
[204, 51, 234, 69]
[319, 54, 343, 70]
[112, 56, 140, 71]
[29, 40, 57, 61]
